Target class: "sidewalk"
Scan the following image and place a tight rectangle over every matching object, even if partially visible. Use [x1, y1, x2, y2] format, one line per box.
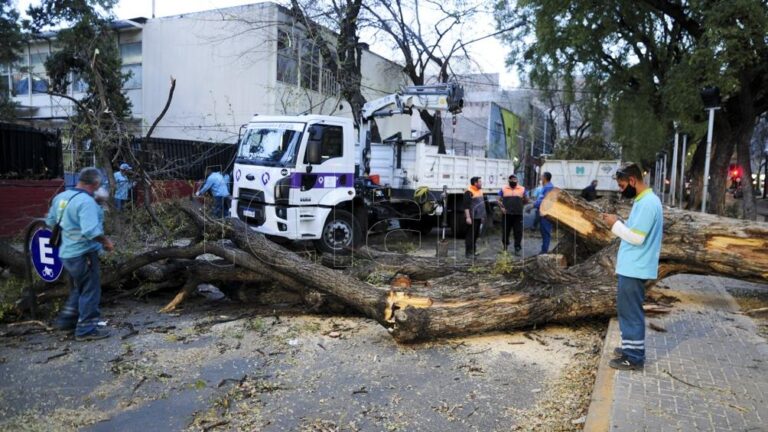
[586, 274, 768, 431]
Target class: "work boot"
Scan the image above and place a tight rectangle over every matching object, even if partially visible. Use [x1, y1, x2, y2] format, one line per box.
[608, 355, 643, 371]
[75, 328, 111, 342]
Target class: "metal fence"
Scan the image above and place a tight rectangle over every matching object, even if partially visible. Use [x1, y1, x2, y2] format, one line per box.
[130, 137, 237, 180]
[0, 123, 62, 179]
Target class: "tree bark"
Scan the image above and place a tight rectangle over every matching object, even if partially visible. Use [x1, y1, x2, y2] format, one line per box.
[539, 188, 768, 284]
[7, 194, 766, 342]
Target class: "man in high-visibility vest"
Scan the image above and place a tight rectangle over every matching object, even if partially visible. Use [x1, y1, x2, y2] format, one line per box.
[463, 176, 487, 259]
[498, 174, 528, 255]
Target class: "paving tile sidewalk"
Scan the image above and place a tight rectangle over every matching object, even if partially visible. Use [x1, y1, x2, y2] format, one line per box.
[592, 274, 768, 432]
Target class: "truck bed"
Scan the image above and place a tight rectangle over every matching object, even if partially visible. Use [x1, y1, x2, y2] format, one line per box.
[369, 142, 515, 194]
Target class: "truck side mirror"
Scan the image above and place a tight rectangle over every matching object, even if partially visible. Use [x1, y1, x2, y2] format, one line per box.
[307, 139, 322, 165]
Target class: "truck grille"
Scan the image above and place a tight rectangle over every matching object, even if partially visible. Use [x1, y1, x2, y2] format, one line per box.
[237, 188, 266, 226]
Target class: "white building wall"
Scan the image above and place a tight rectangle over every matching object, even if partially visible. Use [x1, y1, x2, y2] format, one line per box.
[11, 2, 412, 145]
[141, 3, 277, 143]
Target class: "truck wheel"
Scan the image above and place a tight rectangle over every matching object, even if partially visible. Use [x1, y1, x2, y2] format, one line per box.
[315, 209, 362, 255]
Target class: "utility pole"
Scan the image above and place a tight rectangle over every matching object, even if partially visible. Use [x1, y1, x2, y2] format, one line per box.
[670, 132, 679, 206]
[700, 86, 721, 213]
[679, 134, 687, 207]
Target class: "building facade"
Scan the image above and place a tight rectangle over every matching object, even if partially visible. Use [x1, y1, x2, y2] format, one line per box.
[3, 2, 410, 144]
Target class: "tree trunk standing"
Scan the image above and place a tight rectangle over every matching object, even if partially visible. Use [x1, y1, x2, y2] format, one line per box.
[687, 122, 735, 215]
[735, 119, 758, 220]
[336, 0, 366, 124]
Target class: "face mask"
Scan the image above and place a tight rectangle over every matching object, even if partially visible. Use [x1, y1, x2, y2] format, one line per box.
[509, 181, 517, 188]
[621, 184, 637, 199]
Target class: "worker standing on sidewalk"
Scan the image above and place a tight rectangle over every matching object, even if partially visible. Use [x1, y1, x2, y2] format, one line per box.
[601, 163, 663, 370]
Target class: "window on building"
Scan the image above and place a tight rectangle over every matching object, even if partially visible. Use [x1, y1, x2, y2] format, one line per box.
[276, 28, 339, 95]
[321, 62, 338, 95]
[29, 49, 49, 94]
[0, 64, 9, 97]
[120, 43, 141, 64]
[300, 40, 320, 92]
[276, 29, 298, 85]
[120, 42, 142, 89]
[72, 72, 88, 93]
[122, 64, 141, 89]
[11, 58, 28, 97]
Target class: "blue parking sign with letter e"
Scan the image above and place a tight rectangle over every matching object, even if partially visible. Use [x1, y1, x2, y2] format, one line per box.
[30, 228, 63, 282]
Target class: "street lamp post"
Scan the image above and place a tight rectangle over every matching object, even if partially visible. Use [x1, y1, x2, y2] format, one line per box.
[700, 86, 721, 213]
[661, 150, 667, 203]
[679, 134, 688, 207]
[670, 131, 679, 206]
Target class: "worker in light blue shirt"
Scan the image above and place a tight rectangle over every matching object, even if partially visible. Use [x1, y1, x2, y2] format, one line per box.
[197, 168, 230, 218]
[531, 172, 555, 254]
[45, 167, 114, 341]
[113, 163, 134, 211]
[602, 163, 663, 371]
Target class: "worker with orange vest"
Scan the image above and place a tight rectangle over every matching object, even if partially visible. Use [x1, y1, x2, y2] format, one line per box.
[463, 176, 487, 259]
[498, 174, 529, 255]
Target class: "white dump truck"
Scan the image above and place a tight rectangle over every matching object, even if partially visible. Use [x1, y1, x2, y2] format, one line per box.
[231, 84, 515, 253]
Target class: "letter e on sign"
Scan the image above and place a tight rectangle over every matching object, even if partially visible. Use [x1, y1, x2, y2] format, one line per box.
[30, 228, 64, 282]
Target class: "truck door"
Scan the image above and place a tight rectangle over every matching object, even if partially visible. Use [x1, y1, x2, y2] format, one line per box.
[294, 123, 352, 205]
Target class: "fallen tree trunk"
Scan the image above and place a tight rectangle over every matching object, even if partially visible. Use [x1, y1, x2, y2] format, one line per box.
[6, 191, 766, 342]
[540, 188, 768, 284]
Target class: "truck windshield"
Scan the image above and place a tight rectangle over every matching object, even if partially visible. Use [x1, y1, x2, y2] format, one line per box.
[237, 123, 305, 167]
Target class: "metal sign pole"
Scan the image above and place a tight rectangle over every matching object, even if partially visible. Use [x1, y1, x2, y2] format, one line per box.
[680, 134, 687, 207]
[702, 108, 718, 212]
[670, 133, 679, 206]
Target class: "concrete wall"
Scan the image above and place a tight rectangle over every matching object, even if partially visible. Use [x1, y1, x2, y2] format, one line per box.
[141, 3, 277, 143]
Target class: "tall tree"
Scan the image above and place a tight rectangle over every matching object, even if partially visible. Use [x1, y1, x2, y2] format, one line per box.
[289, 0, 367, 124]
[497, 0, 768, 218]
[0, 0, 22, 120]
[364, 0, 481, 154]
[26, 0, 131, 185]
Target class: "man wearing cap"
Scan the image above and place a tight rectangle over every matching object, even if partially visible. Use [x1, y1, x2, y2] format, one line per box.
[601, 163, 663, 370]
[498, 174, 528, 255]
[114, 163, 134, 211]
[46, 167, 114, 341]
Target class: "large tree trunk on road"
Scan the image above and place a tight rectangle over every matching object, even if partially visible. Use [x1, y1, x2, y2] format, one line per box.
[6, 193, 767, 342]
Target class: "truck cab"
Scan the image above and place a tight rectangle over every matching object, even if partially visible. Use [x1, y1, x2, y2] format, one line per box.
[232, 115, 362, 253]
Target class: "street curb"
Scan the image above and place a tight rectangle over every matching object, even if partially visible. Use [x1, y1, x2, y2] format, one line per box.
[583, 318, 619, 432]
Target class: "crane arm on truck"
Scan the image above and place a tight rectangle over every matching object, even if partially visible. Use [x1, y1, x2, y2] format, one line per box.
[358, 83, 464, 175]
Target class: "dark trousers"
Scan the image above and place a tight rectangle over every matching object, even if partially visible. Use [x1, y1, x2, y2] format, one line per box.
[55, 251, 102, 336]
[539, 215, 552, 254]
[212, 196, 229, 218]
[617, 275, 646, 363]
[465, 219, 482, 256]
[502, 214, 523, 251]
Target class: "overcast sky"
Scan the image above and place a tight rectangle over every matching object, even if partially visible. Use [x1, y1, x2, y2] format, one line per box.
[15, 0, 519, 87]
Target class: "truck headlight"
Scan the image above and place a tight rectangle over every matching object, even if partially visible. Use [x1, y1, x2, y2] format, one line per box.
[274, 177, 291, 204]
